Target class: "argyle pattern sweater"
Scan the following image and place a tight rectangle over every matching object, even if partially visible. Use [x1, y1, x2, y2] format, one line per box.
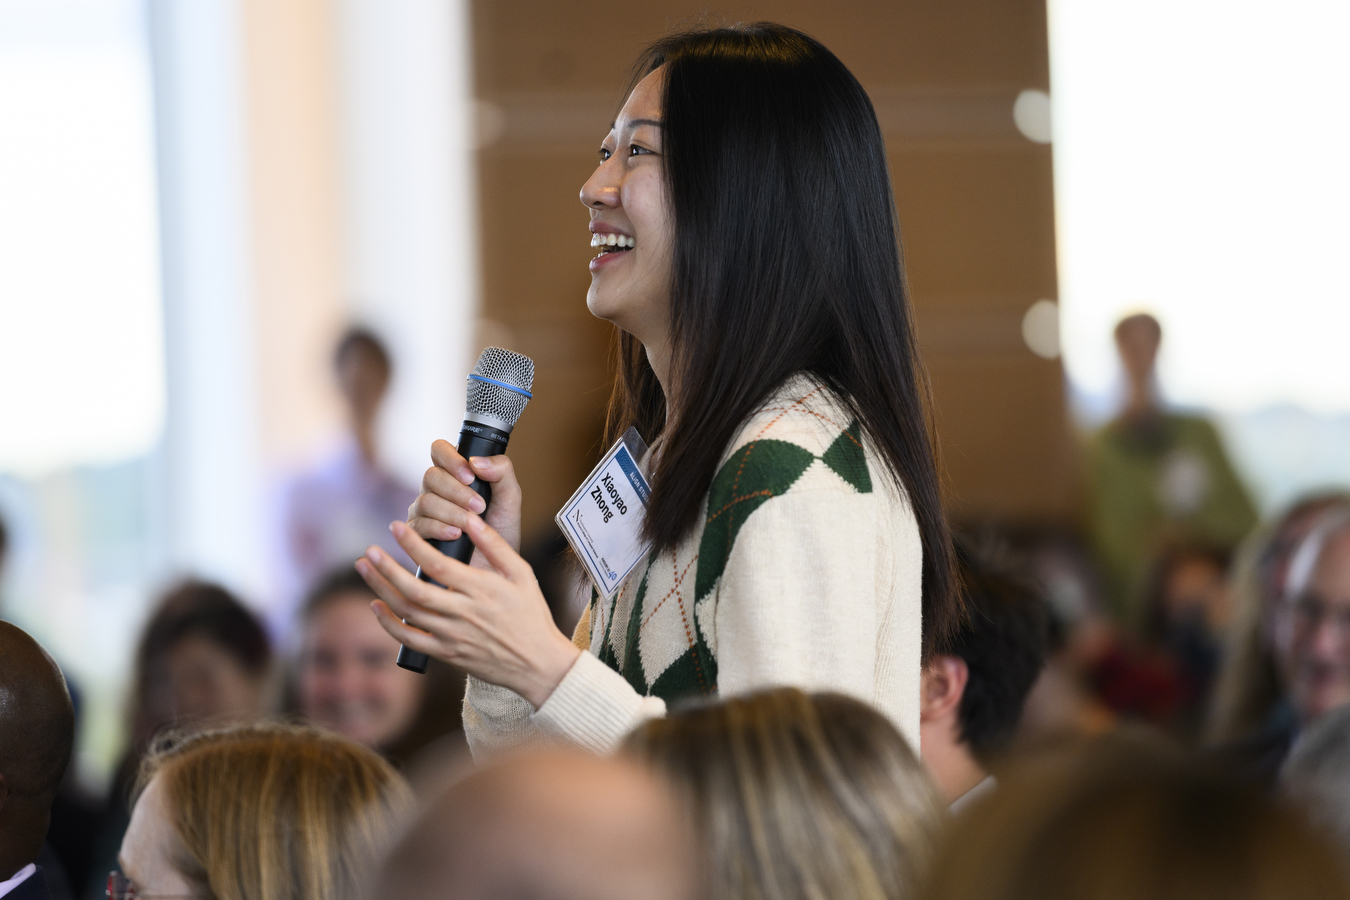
[463, 375, 923, 757]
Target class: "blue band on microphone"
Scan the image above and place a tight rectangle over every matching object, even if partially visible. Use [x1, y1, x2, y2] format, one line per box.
[467, 373, 534, 399]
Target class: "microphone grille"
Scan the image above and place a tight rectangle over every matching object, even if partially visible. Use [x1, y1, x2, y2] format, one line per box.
[466, 347, 535, 427]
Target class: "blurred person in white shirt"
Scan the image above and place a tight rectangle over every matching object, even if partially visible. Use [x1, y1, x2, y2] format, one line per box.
[273, 328, 417, 640]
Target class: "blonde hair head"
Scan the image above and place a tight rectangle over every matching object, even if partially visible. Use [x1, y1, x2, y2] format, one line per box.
[624, 688, 943, 900]
[136, 722, 412, 900]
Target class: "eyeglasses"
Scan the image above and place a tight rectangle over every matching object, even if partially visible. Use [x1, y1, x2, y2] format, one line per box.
[106, 871, 191, 900]
[1281, 595, 1350, 637]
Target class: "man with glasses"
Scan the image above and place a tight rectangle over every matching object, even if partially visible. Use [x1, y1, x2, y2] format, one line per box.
[1273, 512, 1350, 728]
[1215, 508, 1350, 784]
[0, 622, 75, 900]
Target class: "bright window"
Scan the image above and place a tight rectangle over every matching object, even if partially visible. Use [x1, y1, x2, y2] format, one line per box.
[0, 0, 165, 474]
[1049, 0, 1350, 508]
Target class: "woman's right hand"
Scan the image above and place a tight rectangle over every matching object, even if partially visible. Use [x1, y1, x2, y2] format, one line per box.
[407, 439, 523, 568]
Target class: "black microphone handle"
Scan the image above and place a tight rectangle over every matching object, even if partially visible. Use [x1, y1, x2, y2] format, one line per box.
[396, 423, 511, 673]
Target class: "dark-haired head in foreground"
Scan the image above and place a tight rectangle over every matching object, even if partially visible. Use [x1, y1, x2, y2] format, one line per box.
[926, 738, 1350, 900]
[376, 748, 697, 900]
[0, 621, 75, 885]
[920, 544, 1048, 805]
[625, 687, 942, 900]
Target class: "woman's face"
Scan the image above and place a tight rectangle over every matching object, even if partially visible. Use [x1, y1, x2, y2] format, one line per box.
[120, 773, 196, 899]
[580, 67, 672, 356]
[145, 635, 267, 729]
[297, 593, 424, 749]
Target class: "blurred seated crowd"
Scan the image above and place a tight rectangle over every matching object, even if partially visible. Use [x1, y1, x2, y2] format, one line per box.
[3, 317, 1350, 900]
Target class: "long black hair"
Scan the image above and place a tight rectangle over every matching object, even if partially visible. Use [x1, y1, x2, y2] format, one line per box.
[604, 23, 958, 657]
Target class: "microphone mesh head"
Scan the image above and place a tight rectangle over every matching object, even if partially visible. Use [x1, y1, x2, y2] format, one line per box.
[466, 347, 535, 427]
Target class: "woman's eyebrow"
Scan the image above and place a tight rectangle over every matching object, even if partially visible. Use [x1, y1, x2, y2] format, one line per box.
[610, 118, 664, 129]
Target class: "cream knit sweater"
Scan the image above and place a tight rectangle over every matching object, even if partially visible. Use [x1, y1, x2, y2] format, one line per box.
[463, 374, 924, 756]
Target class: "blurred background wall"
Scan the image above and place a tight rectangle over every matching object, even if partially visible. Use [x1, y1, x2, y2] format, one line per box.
[471, 0, 1075, 540]
[0, 0, 1347, 785]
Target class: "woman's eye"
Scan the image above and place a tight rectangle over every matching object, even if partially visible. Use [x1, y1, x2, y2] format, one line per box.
[598, 147, 612, 162]
[628, 144, 651, 157]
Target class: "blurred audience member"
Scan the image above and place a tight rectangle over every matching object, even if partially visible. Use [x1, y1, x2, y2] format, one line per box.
[925, 738, 1350, 900]
[275, 327, 417, 638]
[127, 581, 274, 751]
[920, 544, 1048, 808]
[1208, 492, 1350, 745]
[1209, 501, 1350, 783]
[1015, 536, 1119, 742]
[377, 749, 697, 900]
[294, 568, 465, 768]
[1062, 543, 1232, 736]
[626, 688, 942, 900]
[1140, 543, 1234, 733]
[0, 622, 75, 900]
[1087, 313, 1257, 624]
[296, 568, 423, 749]
[1281, 702, 1350, 852]
[87, 582, 274, 899]
[40, 685, 101, 900]
[116, 724, 410, 900]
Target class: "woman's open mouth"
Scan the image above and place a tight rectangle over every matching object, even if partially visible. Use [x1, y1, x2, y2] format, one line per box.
[590, 232, 635, 256]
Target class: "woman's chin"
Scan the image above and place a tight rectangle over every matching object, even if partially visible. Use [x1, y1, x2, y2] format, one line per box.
[585, 286, 624, 324]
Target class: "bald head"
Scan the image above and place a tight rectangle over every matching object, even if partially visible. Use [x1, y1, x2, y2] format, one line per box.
[377, 749, 700, 900]
[0, 621, 75, 877]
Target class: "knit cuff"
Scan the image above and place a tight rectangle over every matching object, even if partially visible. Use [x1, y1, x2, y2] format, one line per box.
[532, 651, 667, 754]
[463, 675, 538, 762]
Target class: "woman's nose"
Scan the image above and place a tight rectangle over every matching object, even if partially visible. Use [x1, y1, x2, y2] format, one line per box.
[580, 161, 620, 210]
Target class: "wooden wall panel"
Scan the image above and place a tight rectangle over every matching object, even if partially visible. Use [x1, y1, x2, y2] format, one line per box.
[471, 0, 1075, 537]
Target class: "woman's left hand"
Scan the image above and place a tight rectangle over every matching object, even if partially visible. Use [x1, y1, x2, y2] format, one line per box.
[356, 517, 581, 709]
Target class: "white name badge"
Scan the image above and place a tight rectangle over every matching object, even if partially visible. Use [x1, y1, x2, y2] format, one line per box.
[556, 427, 652, 598]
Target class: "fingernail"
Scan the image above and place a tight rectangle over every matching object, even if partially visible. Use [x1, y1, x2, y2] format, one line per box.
[355, 559, 369, 576]
[368, 546, 385, 564]
[457, 467, 475, 485]
[446, 527, 461, 540]
[390, 520, 406, 537]
[470, 457, 489, 470]
[468, 495, 486, 513]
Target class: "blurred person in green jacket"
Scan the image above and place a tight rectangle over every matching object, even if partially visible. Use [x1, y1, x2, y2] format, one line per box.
[1088, 313, 1257, 625]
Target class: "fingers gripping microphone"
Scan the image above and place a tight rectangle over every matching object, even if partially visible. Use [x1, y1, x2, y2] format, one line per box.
[396, 348, 535, 673]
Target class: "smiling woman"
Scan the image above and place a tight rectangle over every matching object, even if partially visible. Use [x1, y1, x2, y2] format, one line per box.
[356, 22, 957, 759]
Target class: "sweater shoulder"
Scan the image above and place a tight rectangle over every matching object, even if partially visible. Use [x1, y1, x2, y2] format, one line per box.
[725, 374, 859, 458]
[714, 375, 878, 499]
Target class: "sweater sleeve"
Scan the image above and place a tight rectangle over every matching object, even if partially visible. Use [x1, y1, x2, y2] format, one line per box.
[463, 598, 667, 759]
[461, 604, 594, 759]
[709, 487, 922, 749]
[531, 651, 668, 753]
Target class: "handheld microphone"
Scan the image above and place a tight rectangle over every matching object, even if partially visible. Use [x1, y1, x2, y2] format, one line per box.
[396, 347, 535, 673]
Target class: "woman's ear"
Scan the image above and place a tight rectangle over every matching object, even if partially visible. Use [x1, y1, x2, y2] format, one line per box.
[919, 655, 969, 723]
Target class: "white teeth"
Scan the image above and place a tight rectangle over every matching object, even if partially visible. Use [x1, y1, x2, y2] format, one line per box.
[590, 232, 635, 250]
